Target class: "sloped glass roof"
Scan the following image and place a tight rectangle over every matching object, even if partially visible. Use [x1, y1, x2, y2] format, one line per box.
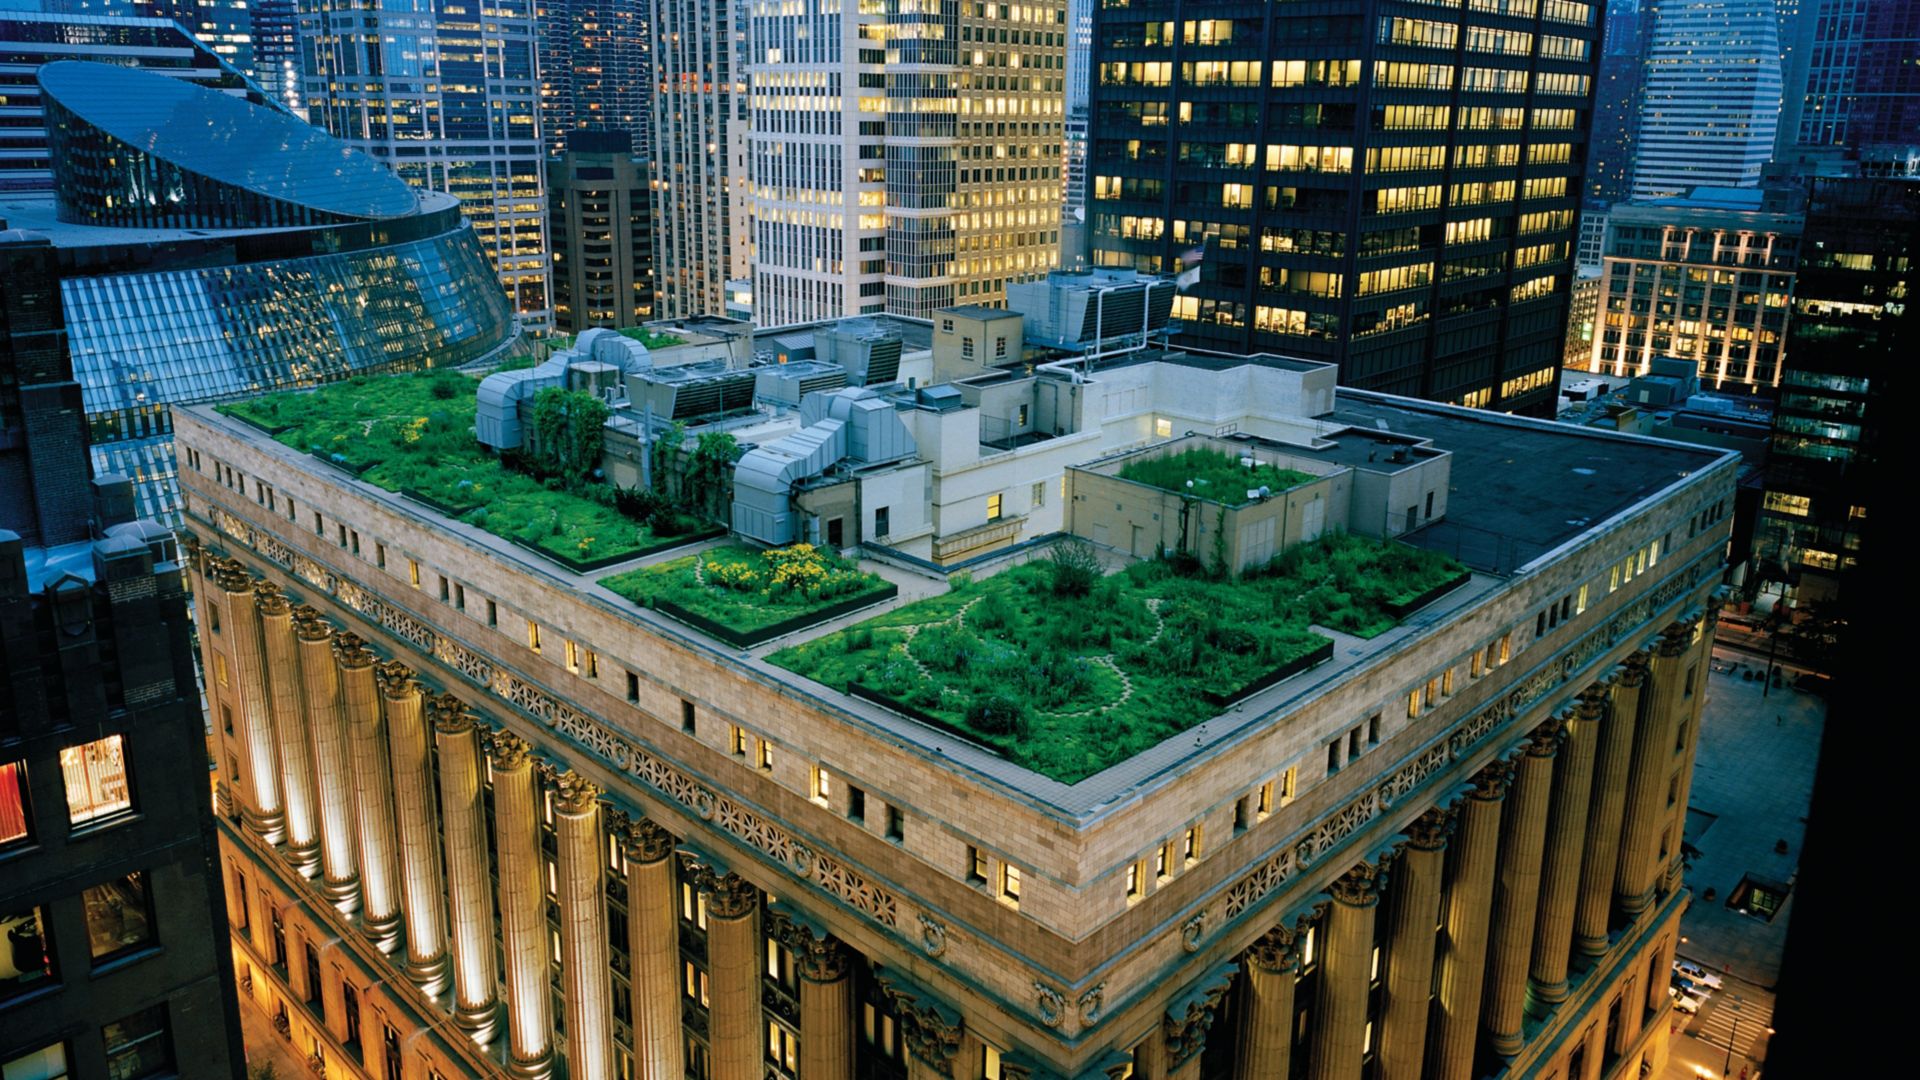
[38, 60, 417, 221]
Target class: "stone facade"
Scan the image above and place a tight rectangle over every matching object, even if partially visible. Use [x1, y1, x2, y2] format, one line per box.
[174, 395, 1735, 1080]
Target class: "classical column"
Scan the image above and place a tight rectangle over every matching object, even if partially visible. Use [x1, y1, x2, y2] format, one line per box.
[1532, 695, 1603, 1007]
[622, 820, 683, 1080]
[1309, 863, 1382, 1080]
[294, 607, 359, 911]
[1483, 722, 1559, 1056]
[490, 732, 554, 1079]
[432, 695, 498, 1040]
[378, 662, 449, 992]
[1377, 809, 1451, 1080]
[791, 925, 855, 1080]
[335, 632, 401, 948]
[1617, 627, 1689, 917]
[1575, 655, 1645, 956]
[1234, 926, 1300, 1080]
[216, 563, 284, 842]
[257, 583, 320, 874]
[556, 773, 615, 1080]
[1425, 761, 1510, 1080]
[706, 872, 765, 1080]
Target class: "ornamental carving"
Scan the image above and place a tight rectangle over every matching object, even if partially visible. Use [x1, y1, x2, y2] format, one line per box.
[292, 604, 331, 642]
[486, 730, 532, 772]
[707, 872, 760, 920]
[1222, 844, 1293, 921]
[1379, 743, 1449, 809]
[555, 772, 600, 816]
[875, 974, 963, 1075]
[1327, 861, 1382, 907]
[1657, 620, 1694, 657]
[254, 579, 290, 616]
[1404, 806, 1455, 851]
[1617, 650, 1651, 688]
[210, 557, 253, 593]
[814, 852, 900, 929]
[330, 630, 373, 669]
[1243, 925, 1299, 974]
[1077, 982, 1107, 1025]
[1295, 791, 1377, 869]
[1577, 680, 1610, 719]
[429, 692, 472, 735]
[624, 819, 677, 864]
[1468, 758, 1515, 801]
[917, 915, 947, 957]
[1181, 912, 1205, 953]
[1163, 967, 1235, 1069]
[1034, 982, 1065, 1028]
[373, 659, 416, 698]
[1527, 715, 1566, 757]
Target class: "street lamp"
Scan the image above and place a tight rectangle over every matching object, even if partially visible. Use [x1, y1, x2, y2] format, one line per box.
[1723, 994, 1744, 1078]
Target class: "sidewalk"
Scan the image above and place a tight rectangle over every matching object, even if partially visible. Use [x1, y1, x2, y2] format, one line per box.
[236, 987, 315, 1080]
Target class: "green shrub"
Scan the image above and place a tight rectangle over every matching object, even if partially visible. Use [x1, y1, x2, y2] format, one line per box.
[1046, 537, 1103, 597]
[966, 692, 1028, 737]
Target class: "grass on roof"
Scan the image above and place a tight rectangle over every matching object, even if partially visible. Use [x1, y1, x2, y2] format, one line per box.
[602, 543, 895, 637]
[217, 370, 679, 566]
[767, 533, 1464, 783]
[1118, 446, 1317, 503]
[547, 326, 687, 353]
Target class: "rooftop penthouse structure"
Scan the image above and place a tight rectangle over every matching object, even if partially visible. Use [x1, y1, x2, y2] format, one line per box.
[173, 295, 1736, 1080]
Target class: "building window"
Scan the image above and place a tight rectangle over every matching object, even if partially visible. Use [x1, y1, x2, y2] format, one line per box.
[987, 493, 1004, 522]
[454, 583, 466, 610]
[1369, 714, 1381, 745]
[1256, 780, 1274, 819]
[1183, 825, 1203, 866]
[83, 871, 155, 965]
[1031, 480, 1046, 508]
[0, 903, 55, 1002]
[584, 649, 598, 678]
[208, 604, 221, 634]
[1282, 767, 1297, 804]
[682, 961, 710, 1005]
[1126, 862, 1143, 902]
[730, 725, 748, 758]
[995, 336, 1008, 358]
[486, 599, 498, 627]
[1234, 795, 1250, 834]
[810, 767, 832, 807]
[1576, 584, 1588, 614]
[60, 734, 132, 827]
[864, 1002, 903, 1061]
[848, 786, 866, 822]
[999, 864, 1021, 907]
[967, 846, 989, 884]
[439, 575, 450, 602]
[767, 1023, 799, 1072]
[682, 700, 697, 734]
[680, 883, 709, 930]
[1156, 418, 1173, 438]
[0, 1042, 69, 1078]
[874, 506, 891, 537]
[1684, 665, 1697, 697]
[625, 672, 642, 704]
[1407, 690, 1420, 720]
[1154, 841, 1173, 881]
[0, 760, 29, 848]
[1349, 726, 1364, 759]
[886, 805, 904, 842]
[313, 511, 324, 536]
[527, 621, 542, 654]
[756, 738, 774, 772]
[565, 639, 581, 674]
[1498, 633, 1511, 665]
[408, 559, 420, 588]
[102, 1004, 173, 1080]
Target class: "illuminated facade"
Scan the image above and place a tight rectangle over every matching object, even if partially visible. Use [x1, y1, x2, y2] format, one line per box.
[748, 0, 1066, 325]
[297, 0, 552, 328]
[1088, 0, 1598, 415]
[537, 0, 651, 159]
[1588, 192, 1802, 391]
[548, 130, 656, 334]
[1629, 0, 1782, 200]
[651, 0, 749, 319]
[176, 356, 1734, 1080]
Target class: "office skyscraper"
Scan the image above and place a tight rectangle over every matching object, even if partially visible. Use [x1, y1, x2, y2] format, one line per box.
[538, 0, 651, 159]
[1587, 0, 1647, 201]
[298, 0, 552, 328]
[1088, 0, 1598, 414]
[548, 130, 656, 335]
[1777, 0, 1920, 166]
[650, 0, 748, 320]
[1630, 0, 1782, 199]
[248, 0, 300, 112]
[748, 0, 1067, 325]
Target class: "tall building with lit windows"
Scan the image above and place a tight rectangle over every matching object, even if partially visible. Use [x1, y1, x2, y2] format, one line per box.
[297, 0, 553, 328]
[651, 0, 749, 319]
[1628, 0, 1782, 200]
[537, 0, 651, 159]
[748, 0, 1068, 325]
[1088, 0, 1599, 415]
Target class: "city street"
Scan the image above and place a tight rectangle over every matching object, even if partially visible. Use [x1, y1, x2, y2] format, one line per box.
[1658, 645, 1825, 1080]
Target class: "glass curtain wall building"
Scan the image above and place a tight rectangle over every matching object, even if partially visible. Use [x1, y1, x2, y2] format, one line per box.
[650, 0, 748, 319]
[1088, 0, 1599, 414]
[1629, 0, 1782, 200]
[11, 62, 520, 522]
[748, 0, 1067, 326]
[537, 0, 650, 160]
[297, 0, 552, 329]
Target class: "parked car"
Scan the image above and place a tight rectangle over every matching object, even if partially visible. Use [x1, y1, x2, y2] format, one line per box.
[1668, 986, 1706, 1015]
[1671, 975, 1713, 1001]
[1673, 960, 1725, 992]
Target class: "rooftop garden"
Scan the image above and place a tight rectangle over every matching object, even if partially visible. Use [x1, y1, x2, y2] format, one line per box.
[1118, 446, 1317, 502]
[769, 533, 1466, 783]
[546, 326, 687, 353]
[216, 369, 711, 570]
[602, 543, 898, 647]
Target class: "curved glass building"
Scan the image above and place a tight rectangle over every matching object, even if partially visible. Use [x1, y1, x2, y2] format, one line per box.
[5, 61, 523, 521]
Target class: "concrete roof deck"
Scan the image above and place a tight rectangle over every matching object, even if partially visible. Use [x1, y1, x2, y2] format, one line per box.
[185, 387, 1733, 821]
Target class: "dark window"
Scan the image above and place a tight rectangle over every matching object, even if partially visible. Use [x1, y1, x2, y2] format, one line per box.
[1425, 491, 1435, 519]
[874, 506, 891, 537]
[221, 704, 234, 734]
[1233, 796, 1249, 833]
[0, 902, 56, 1002]
[628, 672, 641, 703]
[1327, 740, 1341, 774]
[83, 871, 156, 965]
[486, 599, 498, 627]
[681, 699, 697, 735]
[231, 869, 249, 931]
[848, 786, 866, 822]
[827, 517, 844, 547]
[305, 943, 324, 1008]
[102, 1003, 173, 1079]
[885, 805, 904, 842]
[1537, 612, 1548, 637]
[384, 1023, 402, 1080]
[342, 983, 362, 1052]
[1368, 714, 1380, 745]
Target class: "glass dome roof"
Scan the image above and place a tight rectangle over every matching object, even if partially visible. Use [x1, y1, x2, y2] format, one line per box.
[38, 60, 419, 221]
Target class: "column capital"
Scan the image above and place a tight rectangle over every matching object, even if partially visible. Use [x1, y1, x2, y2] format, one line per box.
[374, 659, 417, 698]
[1657, 620, 1694, 657]
[487, 729, 533, 772]
[332, 630, 374, 669]
[706, 871, 760, 920]
[555, 772, 601, 817]
[1526, 715, 1567, 757]
[1577, 681, 1610, 719]
[1328, 861, 1383, 908]
[1243, 924, 1300, 974]
[1618, 650, 1651, 687]
[210, 557, 253, 593]
[1404, 806, 1455, 851]
[254, 579, 290, 616]
[876, 971, 964, 1074]
[430, 692, 473, 736]
[293, 604, 332, 641]
[769, 910, 853, 983]
[1163, 965, 1236, 1069]
[621, 818, 678, 864]
[1466, 758, 1515, 801]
